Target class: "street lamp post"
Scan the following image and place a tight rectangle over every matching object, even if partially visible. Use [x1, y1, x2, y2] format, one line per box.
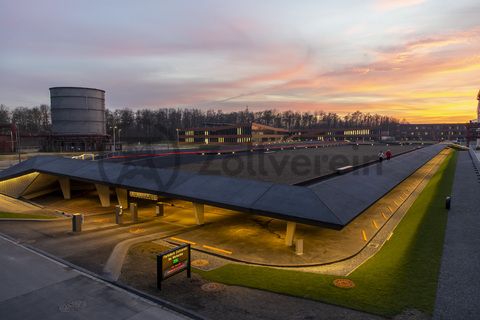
[16, 126, 21, 163]
[118, 129, 122, 151]
[111, 126, 117, 153]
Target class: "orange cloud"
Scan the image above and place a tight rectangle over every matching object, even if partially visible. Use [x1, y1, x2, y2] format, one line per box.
[224, 27, 480, 123]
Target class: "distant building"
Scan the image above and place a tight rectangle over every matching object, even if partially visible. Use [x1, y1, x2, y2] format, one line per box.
[466, 120, 479, 146]
[0, 124, 15, 153]
[178, 122, 470, 146]
[178, 122, 289, 144]
[0, 123, 45, 154]
[392, 123, 467, 142]
[291, 128, 379, 142]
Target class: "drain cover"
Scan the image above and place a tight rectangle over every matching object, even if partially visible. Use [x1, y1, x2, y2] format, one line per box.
[333, 279, 355, 289]
[201, 282, 224, 292]
[191, 259, 210, 267]
[59, 300, 87, 312]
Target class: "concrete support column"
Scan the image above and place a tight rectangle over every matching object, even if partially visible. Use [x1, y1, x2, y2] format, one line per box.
[193, 203, 204, 225]
[156, 202, 164, 217]
[95, 184, 110, 207]
[58, 177, 71, 200]
[130, 202, 138, 223]
[285, 221, 297, 246]
[115, 188, 128, 208]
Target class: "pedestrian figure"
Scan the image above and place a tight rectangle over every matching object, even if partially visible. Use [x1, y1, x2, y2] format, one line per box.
[378, 151, 384, 162]
[385, 150, 392, 160]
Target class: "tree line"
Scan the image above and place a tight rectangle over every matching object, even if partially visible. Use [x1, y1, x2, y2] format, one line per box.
[0, 104, 50, 135]
[0, 104, 404, 142]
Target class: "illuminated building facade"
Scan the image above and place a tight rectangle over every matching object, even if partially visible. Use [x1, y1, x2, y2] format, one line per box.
[291, 128, 378, 142]
[393, 124, 467, 142]
[178, 122, 289, 144]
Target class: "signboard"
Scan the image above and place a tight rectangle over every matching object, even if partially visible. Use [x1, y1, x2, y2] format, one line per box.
[157, 244, 191, 289]
[129, 191, 159, 201]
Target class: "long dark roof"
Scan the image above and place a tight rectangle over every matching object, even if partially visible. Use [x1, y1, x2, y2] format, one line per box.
[0, 144, 446, 229]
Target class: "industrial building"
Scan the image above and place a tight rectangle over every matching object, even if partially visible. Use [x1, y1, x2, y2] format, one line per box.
[178, 123, 380, 145]
[0, 124, 15, 153]
[45, 87, 109, 152]
[392, 123, 467, 142]
[178, 122, 469, 146]
[291, 128, 379, 142]
[178, 122, 290, 144]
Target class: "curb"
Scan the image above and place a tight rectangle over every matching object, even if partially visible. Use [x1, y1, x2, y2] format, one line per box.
[0, 218, 66, 222]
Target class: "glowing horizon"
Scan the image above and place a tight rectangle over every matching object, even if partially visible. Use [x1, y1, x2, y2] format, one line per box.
[0, 0, 479, 123]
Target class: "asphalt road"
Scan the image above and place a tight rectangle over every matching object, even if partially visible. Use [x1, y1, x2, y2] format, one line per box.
[0, 215, 192, 274]
[0, 235, 193, 320]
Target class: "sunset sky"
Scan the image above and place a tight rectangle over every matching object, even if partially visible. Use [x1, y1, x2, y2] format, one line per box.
[0, 0, 479, 123]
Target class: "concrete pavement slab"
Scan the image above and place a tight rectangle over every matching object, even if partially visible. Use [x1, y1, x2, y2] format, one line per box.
[0, 236, 196, 320]
[0, 238, 77, 302]
[434, 151, 480, 319]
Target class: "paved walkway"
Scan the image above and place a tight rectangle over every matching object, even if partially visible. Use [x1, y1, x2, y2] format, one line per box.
[103, 227, 186, 281]
[0, 194, 45, 214]
[434, 151, 480, 319]
[0, 235, 196, 320]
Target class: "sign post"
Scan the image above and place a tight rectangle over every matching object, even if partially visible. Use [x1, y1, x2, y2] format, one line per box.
[157, 244, 191, 290]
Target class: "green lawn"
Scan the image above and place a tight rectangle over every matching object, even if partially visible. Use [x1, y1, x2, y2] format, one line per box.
[0, 212, 57, 219]
[196, 150, 458, 317]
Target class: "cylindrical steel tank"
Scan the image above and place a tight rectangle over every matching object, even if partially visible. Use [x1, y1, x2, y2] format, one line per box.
[49, 87, 106, 135]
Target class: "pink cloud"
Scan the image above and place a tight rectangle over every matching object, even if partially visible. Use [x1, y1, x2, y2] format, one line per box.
[375, 0, 426, 11]
[204, 26, 479, 123]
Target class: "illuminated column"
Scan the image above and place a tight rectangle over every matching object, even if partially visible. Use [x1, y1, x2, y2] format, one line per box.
[285, 221, 296, 246]
[193, 203, 205, 225]
[95, 184, 110, 207]
[115, 187, 128, 208]
[58, 177, 71, 200]
[477, 90, 480, 123]
[477, 90, 480, 148]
